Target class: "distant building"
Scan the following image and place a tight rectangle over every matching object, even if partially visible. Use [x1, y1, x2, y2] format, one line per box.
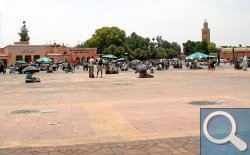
[0, 43, 97, 66]
[0, 21, 97, 66]
[220, 47, 250, 61]
[210, 47, 250, 61]
[202, 20, 210, 43]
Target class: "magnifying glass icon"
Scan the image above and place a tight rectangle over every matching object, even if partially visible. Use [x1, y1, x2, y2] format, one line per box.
[203, 111, 247, 152]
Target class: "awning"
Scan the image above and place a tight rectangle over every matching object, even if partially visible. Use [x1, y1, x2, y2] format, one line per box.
[0, 54, 8, 57]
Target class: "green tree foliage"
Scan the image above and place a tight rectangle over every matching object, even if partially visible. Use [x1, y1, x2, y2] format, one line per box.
[201, 41, 209, 54]
[156, 51, 167, 59]
[155, 36, 181, 57]
[103, 45, 125, 58]
[125, 32, 150, 51]
[116, 46, 125, 58]
[208, 42, 216, 53]
[183, 40, 214, 55]
[194, 41, 202, 52]
[84, 27, 126, 53]
[84, 27, 182, 60]
[18, 21, 30, 42]
[183, 40, 196, 56]
[103, 44, 117, 55]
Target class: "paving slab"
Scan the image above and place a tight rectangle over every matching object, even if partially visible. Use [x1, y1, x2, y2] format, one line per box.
[0, 65, 250, 154]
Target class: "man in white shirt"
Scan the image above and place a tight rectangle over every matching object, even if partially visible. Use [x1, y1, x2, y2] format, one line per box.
[88, 56, 95, 78]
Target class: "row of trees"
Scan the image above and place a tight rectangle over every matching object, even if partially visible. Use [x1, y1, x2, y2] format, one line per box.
[182, 40, 220, 56]
[78, 26, 221, 60]
[81, 27, 181, 60]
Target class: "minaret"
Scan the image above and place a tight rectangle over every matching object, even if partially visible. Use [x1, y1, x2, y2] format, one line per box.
[202, 20, 210, 43]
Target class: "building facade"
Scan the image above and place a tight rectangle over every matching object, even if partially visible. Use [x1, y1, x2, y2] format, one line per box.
[0, 42, 97, 66]
[0, 21, 97, 66]
[209, 47, 250, 61]
[220, 47, 250, 61]
[202, 20, 210, 43]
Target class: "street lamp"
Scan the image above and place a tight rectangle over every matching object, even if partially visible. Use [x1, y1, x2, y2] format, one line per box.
[217, 48, 221, 66]
[232, 46, 236, 62]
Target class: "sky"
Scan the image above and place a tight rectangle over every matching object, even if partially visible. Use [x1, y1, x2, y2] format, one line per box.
[0, 0, 249, 48]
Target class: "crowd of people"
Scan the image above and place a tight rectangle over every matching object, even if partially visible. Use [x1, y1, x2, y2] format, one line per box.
[0, 55, 249, 83]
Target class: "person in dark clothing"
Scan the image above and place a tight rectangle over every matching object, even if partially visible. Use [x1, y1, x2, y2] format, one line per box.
[97, 55, 103, 78]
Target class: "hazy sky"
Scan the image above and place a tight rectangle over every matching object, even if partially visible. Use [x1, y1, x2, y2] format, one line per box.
[0, 0, 249, 48]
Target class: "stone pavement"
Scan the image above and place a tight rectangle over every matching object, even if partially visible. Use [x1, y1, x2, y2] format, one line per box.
[0, 136, 199, 155]
[0, 65, 250, 154]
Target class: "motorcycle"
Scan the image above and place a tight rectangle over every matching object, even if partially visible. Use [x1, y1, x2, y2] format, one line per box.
[64, 63, 75, 73]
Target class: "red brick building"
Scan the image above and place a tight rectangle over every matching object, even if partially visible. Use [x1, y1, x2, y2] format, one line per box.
[219, 47, 250, 61]
[0, 42, 97, 66]
[0, 21, 97, 66]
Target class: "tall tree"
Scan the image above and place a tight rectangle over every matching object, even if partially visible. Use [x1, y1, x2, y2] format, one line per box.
[201, 41, 209, 54]
[170, 42, 181, 57]
[18, 21, 30, 42]
[125, 32, 150, 51]
[183, 40, 196, 56]
[183, 40, 210, 55]
[208, 42, 216, 53]
[84, 26, 181, 60]
[194, 41, 202, 52]
[84, 27, 126, 53]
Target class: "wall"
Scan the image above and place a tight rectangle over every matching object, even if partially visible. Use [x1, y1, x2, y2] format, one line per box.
[1, 44, 97, 65]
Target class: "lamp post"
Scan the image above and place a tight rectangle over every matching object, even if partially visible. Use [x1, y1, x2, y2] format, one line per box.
[232, 46, 235, 63]
[124, 52, 128, 61]
[217, 48, 221, 66]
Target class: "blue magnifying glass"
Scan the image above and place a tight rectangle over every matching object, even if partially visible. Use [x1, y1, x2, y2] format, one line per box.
[203, 111, 247, 152]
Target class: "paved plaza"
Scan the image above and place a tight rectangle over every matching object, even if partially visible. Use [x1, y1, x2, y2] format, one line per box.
[0, 66, 250, 154]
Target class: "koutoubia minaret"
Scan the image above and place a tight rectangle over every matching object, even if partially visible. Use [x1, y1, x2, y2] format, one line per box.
[202, 20, 210, 43]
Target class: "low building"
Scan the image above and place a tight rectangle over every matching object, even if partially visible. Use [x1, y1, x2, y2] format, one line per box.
[210, 47, 250, 61]
[0, 21, 97, 66]
[0, 42, 97, 66]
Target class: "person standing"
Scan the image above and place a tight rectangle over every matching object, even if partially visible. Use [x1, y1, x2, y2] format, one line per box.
[88, 56, 95, 78]
[0, 63, 5, 74]
[96, 55, 103, 78]
[243, 55, 248, 71]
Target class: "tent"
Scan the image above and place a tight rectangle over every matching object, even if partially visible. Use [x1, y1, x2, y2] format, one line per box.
[185, 52, 209, 60]
[207, 55, 217, 59]
[103, 54, 118, 60]
[117, 58, 126, 61]
[35, 57, 53, 64]
[15, 60, 28, 64]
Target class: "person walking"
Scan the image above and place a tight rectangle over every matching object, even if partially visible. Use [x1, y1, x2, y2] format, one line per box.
[96, 55, 103, 78]
[88, 56, 95, 78]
